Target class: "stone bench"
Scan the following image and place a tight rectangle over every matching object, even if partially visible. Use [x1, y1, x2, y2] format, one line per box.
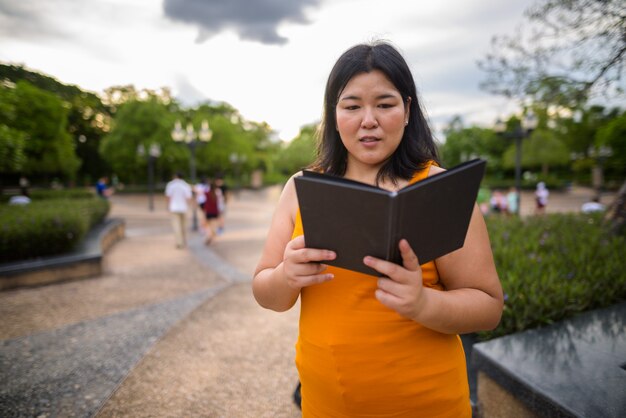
[0, 218, 125, 291]
[473, 302, 626, 417]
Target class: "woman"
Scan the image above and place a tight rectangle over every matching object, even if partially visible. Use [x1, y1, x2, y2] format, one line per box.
[202, 179, 222, 245]
[253, 41, 503, 417]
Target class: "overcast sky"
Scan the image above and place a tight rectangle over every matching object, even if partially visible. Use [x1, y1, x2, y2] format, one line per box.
[0, 0, 535, 141]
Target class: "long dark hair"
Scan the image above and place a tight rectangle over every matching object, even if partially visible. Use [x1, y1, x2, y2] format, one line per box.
[312, 41, 440, 185]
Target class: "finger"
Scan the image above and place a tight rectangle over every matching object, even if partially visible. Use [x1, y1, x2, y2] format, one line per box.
[288, 272, 334, 289]
[375, 287, 404, 308]
[288, 236, 336, 263]
[291, 261, 330, 277]
[363, 256, 406, 282]
[293, 248, 336, 265]
[376, 276, 406, 297]
[399, 239, 420, 271]
[307, 272, 334, 284]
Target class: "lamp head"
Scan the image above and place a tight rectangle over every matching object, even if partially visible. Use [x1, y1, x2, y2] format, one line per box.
[199, 119, 213, 142]
[522, 111, 538, 132]
[185, 123, 197, 143]
[171, 120, 185, 142]
[494, 118, 507, 134]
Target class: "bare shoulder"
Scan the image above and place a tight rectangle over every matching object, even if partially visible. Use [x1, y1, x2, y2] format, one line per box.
[281, 172, 302, 200]
[277, 172, 303, 221]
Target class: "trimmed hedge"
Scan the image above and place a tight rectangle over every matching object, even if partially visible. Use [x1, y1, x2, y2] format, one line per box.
[0, 197, 110, 263]
[29, 189, 96, 200]
[0, 188, 96, 203]
[480, 212, 626, 340]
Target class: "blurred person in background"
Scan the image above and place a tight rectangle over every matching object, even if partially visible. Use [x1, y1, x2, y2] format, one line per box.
[534, 182, 549, 215]
[165, 172, 192, 249]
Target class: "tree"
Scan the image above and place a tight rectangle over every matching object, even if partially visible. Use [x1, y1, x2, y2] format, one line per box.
[66, 91, 112, 185]
[1, 63, 113, 185]
[100, 98, 182, 183]
[0, 82, 27, 178]
[2, 80, 80, 180]
[440, 116, 507, 171]
[595, 110, 626, 182]
[478, 0, 625, 107]
[274, 124, 317, 175]
[558, 105, 622, 185]
[593, 109, 626, 235]
[502, 128, 569, 175]
[174, 103, 269, 183]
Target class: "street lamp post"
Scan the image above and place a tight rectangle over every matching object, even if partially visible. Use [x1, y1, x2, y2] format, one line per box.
[171, 120, 213, 231]
[137, 143, 162, 211]
[494, 112, 538, 214]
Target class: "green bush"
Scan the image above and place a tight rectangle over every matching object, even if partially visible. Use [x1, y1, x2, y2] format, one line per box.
[480, 212, 626, 340]
[483, 176, 567, 191]
[0, 197, 110, 263]
[0, 188, 96, 203]
[262, 172, 289, 186]
[29, 189, 96, 200]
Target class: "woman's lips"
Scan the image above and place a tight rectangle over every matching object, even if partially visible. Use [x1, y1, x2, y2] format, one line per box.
[359, 136, 380, 143]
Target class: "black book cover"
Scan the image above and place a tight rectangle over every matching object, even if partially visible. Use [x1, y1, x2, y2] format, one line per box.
[294, 159, 486, 275]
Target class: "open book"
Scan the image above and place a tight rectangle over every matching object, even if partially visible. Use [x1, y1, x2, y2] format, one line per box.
[294, 159, 486, 275]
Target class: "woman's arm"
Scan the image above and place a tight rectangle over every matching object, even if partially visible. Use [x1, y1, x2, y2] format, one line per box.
[366, 166, 503, 334]
[252, 175, 336, 312]
[426, 203, 503, 333]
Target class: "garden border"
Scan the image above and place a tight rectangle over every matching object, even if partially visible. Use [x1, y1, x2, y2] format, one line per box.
[0, 218, 125, 291]
[472, 302, 626, 417]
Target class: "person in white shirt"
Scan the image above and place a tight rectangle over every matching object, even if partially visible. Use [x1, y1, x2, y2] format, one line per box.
[581, 196, 606, 213]
[165, 172, 192, 249]
[534, 182, 549, 215]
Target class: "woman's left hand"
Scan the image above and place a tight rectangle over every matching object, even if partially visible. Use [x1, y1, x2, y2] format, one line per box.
[364, 239, 427, 321]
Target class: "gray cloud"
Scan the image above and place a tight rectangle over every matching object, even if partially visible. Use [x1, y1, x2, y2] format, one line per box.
[0, 0, 68, 41]
[163, 0, 320, 45]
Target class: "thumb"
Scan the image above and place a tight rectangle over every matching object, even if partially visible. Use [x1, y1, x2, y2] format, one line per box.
[399, 239, 420, 271]
[291, 234, 306, 250]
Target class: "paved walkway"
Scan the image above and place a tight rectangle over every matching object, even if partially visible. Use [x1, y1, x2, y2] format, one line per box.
[1, 187, 301, 418]
[0, 185, 616, 417]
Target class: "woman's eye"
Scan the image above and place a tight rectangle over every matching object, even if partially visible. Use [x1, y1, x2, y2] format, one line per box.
[379, 103, 395, 109]
[344, 105, 360, 110]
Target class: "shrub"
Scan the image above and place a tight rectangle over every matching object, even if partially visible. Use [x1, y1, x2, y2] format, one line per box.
[0, 197, 110, 263]
[0, 188, 96, 203]
[480, 212, 626, 340]
[29, 189, 96, 200]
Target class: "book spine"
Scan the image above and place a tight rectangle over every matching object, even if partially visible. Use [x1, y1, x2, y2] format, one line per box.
[387, 194, 401, 263]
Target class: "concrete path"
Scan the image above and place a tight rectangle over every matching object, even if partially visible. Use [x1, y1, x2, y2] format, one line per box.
[0, 184, 615, 417]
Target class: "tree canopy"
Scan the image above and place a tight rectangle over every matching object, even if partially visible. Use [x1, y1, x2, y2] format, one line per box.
[273, 124, 318, 175]
[0, 80, 80, 179]
[99, 97, 181, 183]
[1, 63, 112, 184]
[478, 0, 625, 107]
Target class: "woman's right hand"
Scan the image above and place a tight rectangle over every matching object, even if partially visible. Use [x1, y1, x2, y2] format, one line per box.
[282, 235, 336, 289]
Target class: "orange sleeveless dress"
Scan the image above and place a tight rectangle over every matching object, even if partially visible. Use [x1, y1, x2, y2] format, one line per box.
[292, 162, 471, 417]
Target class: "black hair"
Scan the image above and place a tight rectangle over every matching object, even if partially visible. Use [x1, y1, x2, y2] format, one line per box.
[312, 41, 440, 185]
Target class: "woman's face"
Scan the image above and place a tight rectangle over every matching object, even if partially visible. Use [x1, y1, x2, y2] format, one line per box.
[335, 70, 410, 172]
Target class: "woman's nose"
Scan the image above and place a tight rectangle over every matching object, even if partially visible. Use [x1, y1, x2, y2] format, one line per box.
[361, 108, 378, 128]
